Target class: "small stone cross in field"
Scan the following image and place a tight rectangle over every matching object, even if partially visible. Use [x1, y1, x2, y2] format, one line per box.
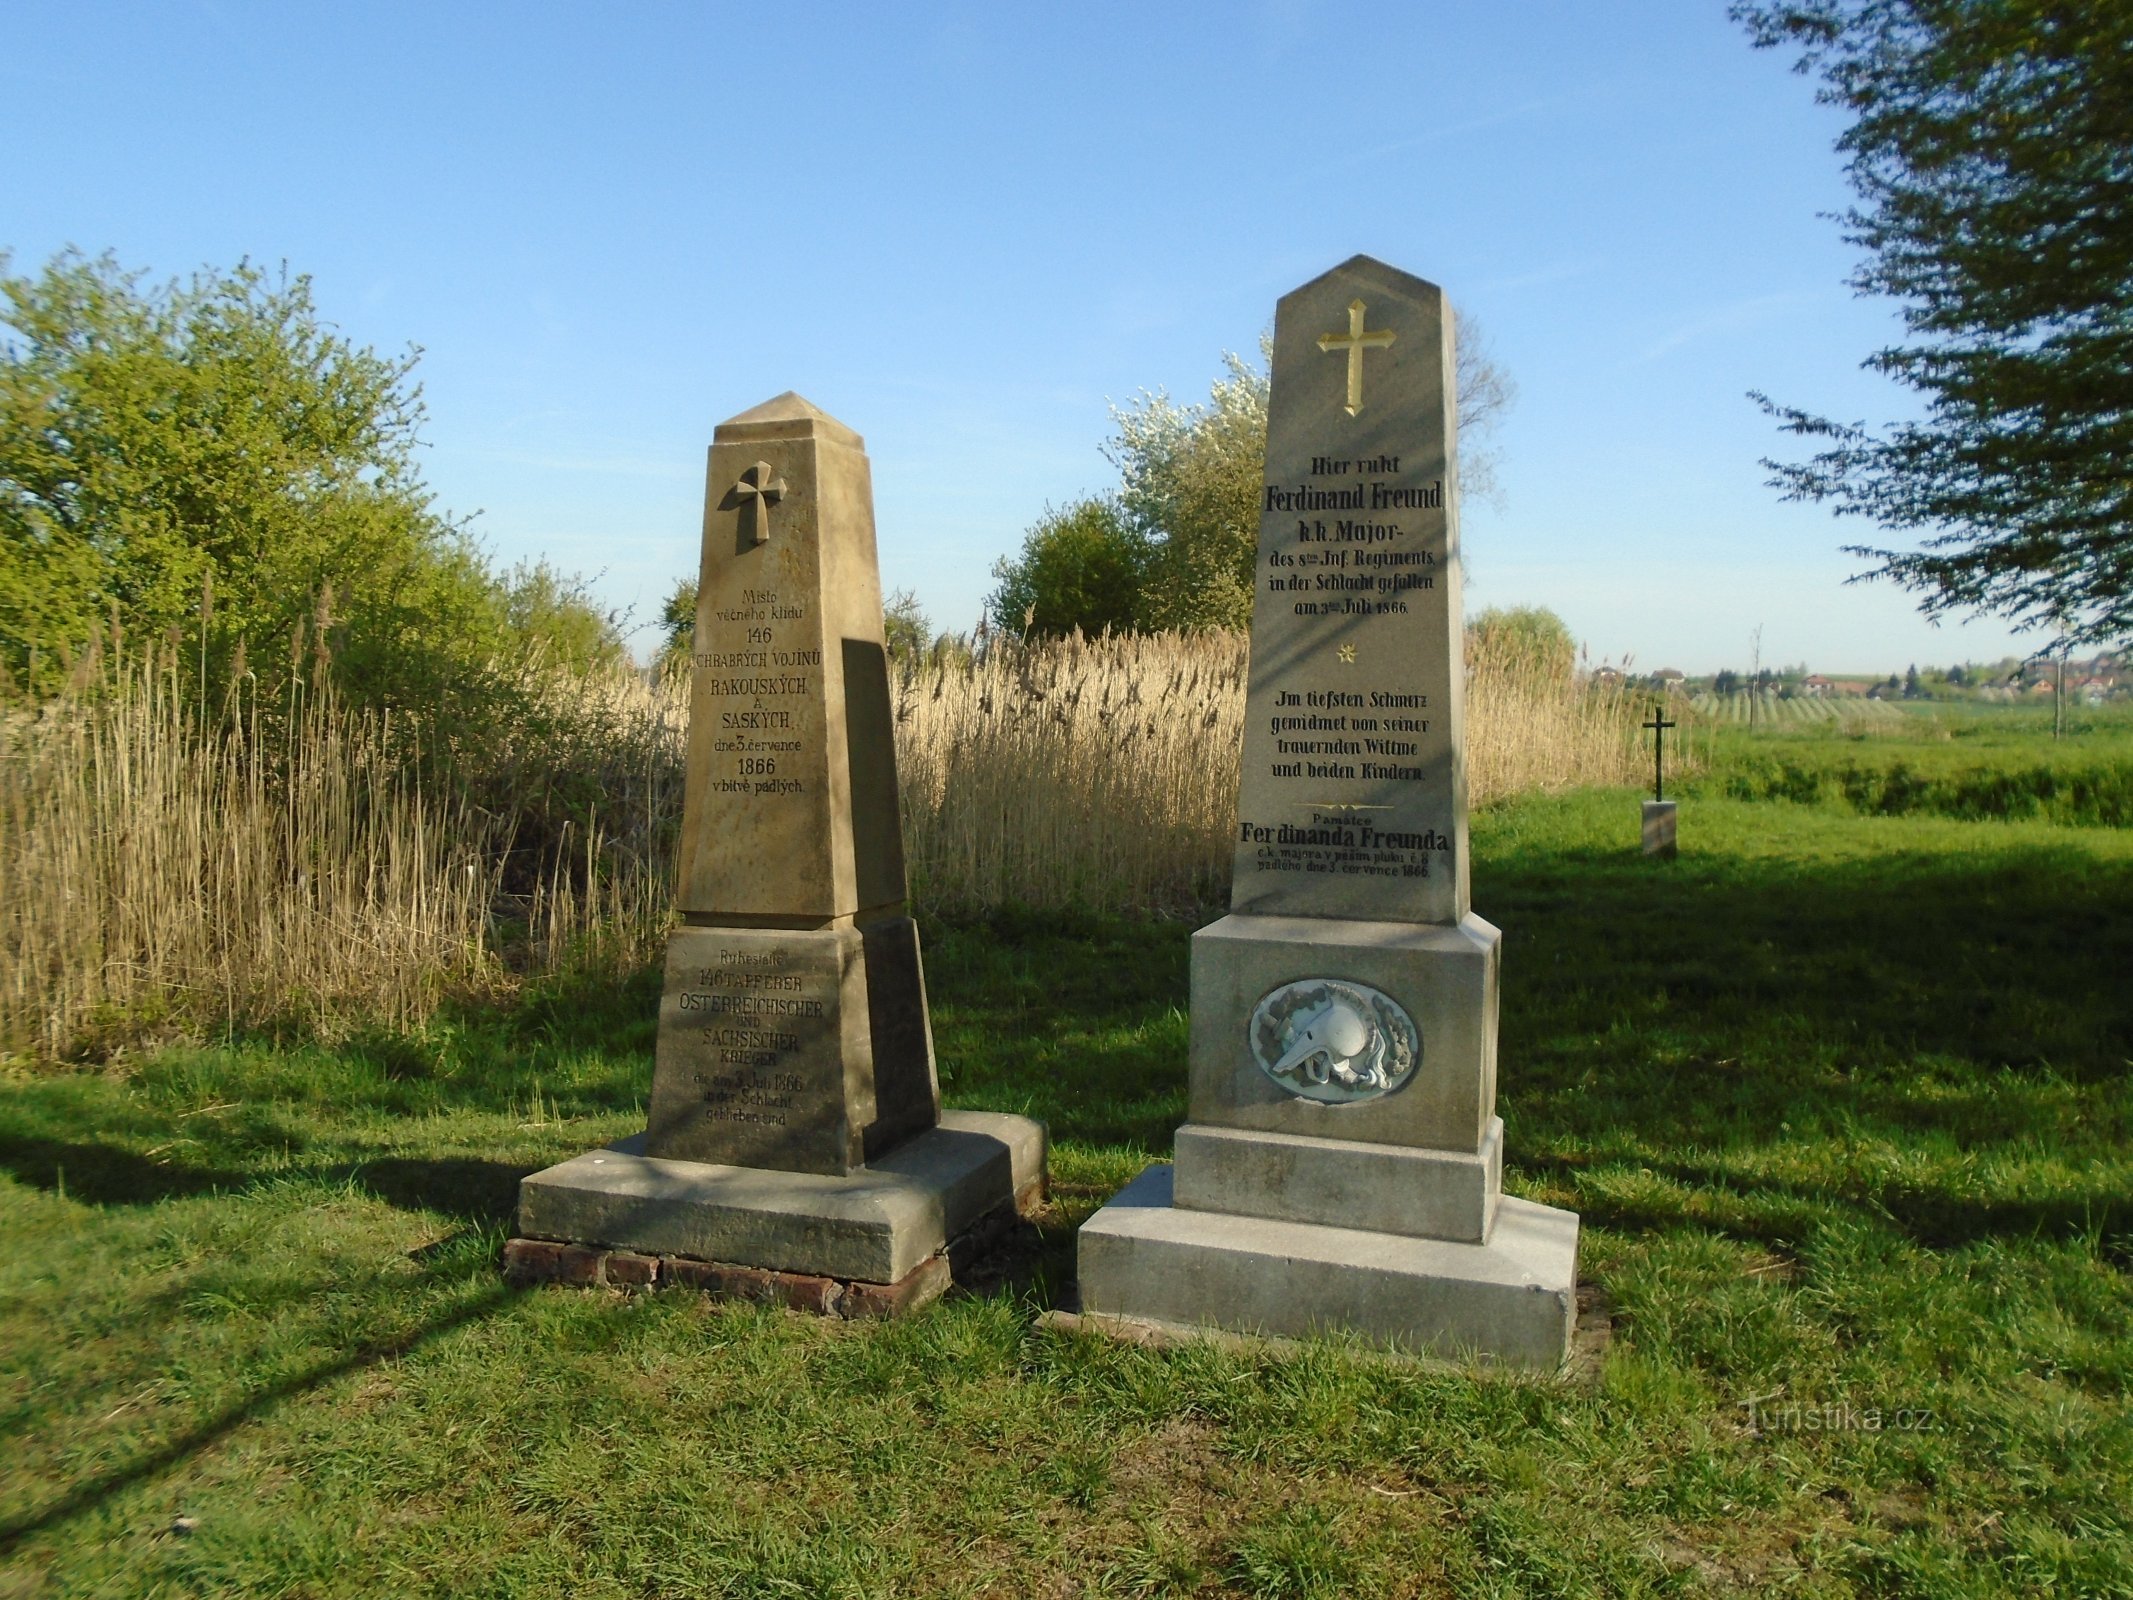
[1643, 703, 1678, 801]
[727, 459, 787, 545]
[1317, 298, 1396, 416]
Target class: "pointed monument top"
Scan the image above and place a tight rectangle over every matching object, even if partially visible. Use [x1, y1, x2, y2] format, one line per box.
[715, 390, 864, 449]
[1278, 254, 1443, 313]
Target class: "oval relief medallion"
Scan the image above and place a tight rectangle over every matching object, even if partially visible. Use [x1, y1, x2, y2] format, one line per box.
[1247, 979, 1420, 1105]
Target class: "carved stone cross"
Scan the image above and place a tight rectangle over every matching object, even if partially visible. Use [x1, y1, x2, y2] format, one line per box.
[727, 460, 787, 545]
[1317, 298, 1396, 417]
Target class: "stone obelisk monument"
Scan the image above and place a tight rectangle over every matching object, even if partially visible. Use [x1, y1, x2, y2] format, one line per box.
[508, 394, 1045, 1315]
[1075, 259, 1579, 1366]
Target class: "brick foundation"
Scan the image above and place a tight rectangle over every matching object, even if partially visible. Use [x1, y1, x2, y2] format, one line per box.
[502, 1195, 1036, 1319]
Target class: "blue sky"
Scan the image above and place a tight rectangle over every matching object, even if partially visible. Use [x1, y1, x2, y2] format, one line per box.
[5, 2, 2043, 674]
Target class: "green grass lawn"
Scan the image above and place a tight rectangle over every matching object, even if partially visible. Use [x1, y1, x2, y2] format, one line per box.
[3, 786, 2130, 1597]
[1686, 701, 2133, 828]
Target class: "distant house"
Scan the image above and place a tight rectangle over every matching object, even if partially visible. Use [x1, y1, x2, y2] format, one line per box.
[1802, 674, 1833, 697]
[1591, 665, 1624, 689]
[1652, 668, 1686, 693]
[2080, 678, 2110, 704]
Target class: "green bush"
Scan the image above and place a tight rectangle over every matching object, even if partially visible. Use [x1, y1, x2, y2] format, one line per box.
[987, 496, 1148, 638]
[0, 249, 618, 724]
[1469, 605, 1576, 678]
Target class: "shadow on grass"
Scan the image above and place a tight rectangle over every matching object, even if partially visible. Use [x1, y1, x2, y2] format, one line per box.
[3, 822, 2125, 1259]
[0, 1136, 248, 1206]
[0, 1137, 539, 1227]
[0, 1282, 520, 1556]
[355, 1156, 541, 1222]
[1480, 826, 2133, 1251]
[1533, 1149, 2130, 1251]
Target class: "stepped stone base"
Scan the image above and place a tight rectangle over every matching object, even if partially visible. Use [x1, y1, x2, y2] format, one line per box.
[509, 1109, 1045, 1316]
[1174, 1118, 1503, 1244]
[1076, 1164, 1577, 1369]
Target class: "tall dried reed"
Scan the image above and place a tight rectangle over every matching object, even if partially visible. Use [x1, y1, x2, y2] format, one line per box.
[895, 630, 1249, 914]
[1, 645, 497, 1058]
[1, 620, 1668, 1061]
[891, 625, 1660, 914]
[0, 639, 682, 1061]
[1462, 627, 1653, 802]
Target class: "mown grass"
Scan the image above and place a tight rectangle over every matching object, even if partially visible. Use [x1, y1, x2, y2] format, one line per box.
[2, 787, 2130, 1596]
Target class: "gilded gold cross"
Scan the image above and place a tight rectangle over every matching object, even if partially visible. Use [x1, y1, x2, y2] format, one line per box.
[1317, 299, 1396, 417]
[727, 460, 787, 545]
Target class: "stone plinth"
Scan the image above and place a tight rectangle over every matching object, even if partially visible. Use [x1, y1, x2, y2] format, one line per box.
[1642, 800, 1678, 859]
[512, 1109, 1046, 1311]
[1080, 1166, 1576, 1369]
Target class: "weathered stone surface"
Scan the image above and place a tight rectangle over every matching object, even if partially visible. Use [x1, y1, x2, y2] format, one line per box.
[518, 1109, 1045, 1286]
[643, 393, 941, 1178]
[1173, 1117, 1502, 1243]
[517, 392, 1046, 1296]
[501, 1236, 563, 1287]
[842, 1253, 952, 1320]
[644, 920, 935, 1175]
[1072, 256, 1575, 1369]
[1642, 800, 1678, 860]
[1232, 257, 1470, 927]
[1078, 1165, 1576, 1369]
[676, 393, 901, 923]
[1187, 911, 1500, 1153]
[602, 1250, 658, 1288]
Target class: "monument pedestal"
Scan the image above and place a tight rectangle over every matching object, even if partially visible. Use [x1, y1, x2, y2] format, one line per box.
[507, 1108, 1046, 1316]
[1078, 1166, 1576, 1368]
[1642, 800, 1678, 859]
[1076, 913, 1577, 1368]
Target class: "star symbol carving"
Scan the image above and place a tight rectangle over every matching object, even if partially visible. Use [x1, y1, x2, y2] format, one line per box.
[1337, 643, 1357, 664]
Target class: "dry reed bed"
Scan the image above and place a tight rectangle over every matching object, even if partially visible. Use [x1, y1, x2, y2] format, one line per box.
[896, 631, 1250, 914]
[0, 656, 495, 1060]
[1, 629, 1667, 1060]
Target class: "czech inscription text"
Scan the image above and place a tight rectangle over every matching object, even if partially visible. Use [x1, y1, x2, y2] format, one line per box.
[695, 586, 815, 799]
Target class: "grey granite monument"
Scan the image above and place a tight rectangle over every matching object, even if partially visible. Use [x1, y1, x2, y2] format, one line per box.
[1074, 258, 1579, 1367]
[506, 393, 1046, 1316]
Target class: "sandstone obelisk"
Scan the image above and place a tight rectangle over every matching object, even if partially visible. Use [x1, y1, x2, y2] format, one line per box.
[509, 394, 1045, 1315]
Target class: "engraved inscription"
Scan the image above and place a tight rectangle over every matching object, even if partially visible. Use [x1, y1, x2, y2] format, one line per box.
[676, 947, 834, 1125]
[1238, 286, 1459, 900]
[695, 583, 816, 799]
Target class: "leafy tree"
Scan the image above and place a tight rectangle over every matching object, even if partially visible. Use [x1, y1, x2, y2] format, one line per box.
[499, 560, 626, 675]
[1468, 605, 1576, 678]
[882, 587, 932, 659]
[0, 249, 614, 704]
[1095, 324, 1518, 633]
[986, 496, 1148, 638]
[1715, 669, 1742, 696]
[1734, 1, 2133, 644]
[1106, 350, 1268, 632]
[659, 575, 699, 672]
